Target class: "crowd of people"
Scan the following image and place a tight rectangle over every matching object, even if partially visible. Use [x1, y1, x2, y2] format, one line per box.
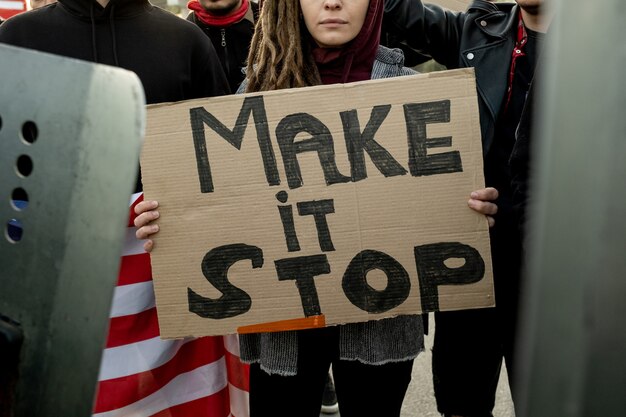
[0, 0, 552, 416]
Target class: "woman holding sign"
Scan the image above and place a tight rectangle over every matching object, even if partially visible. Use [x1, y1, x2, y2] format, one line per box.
[236, 2, 423, 416]
[135, 0, 498, 415]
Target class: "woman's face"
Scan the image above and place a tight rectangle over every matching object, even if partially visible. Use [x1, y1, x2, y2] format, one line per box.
[300, 0, 370, 48]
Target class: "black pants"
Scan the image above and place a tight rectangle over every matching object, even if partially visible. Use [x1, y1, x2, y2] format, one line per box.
[433, 219, 522, 417]
[433, 308, 516, 417]
[249, 326, 414, 417]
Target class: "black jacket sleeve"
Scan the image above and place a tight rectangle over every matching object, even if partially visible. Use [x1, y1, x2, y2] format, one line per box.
[383, 0, 469, 68]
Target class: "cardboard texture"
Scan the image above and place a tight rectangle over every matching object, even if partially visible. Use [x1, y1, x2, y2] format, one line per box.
[142, 68, 494, 338]
[431, 0, 471, 11]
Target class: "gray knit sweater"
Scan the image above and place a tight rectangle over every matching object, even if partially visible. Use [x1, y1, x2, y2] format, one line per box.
[239, 46, 424, 376]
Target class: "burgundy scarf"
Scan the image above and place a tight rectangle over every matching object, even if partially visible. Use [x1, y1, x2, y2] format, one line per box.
[311, 0, 383, 85]
[188, 0, 249, 28]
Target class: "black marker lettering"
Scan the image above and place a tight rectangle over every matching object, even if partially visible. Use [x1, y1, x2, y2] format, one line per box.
[297, 199, 336, 252]
[275, 254, 331, 317]
[275, 113, 351, 189]
[277, 191, 300, 252]
[190, 96, 279, 193]
[342, 250, 411, 313]
[403, 100, 463, 176]
[340, 105, 407, 181]
[414, 242, 485, 311]
[188, 244, 263, 319]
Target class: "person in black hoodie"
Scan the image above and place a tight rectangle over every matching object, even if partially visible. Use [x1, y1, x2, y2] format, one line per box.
[0, 0, 229, 192]
[186, 0, 257, 93]
[0, 0, 229, 105]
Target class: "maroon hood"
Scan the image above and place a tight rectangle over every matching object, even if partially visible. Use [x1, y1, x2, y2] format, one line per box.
[310, 0, 383, 85]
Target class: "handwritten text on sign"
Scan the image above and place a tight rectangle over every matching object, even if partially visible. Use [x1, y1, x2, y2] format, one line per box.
[141, 68, 494, 338]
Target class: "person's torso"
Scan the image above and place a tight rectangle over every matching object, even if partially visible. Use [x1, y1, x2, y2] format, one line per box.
[0, 3, 220, 104]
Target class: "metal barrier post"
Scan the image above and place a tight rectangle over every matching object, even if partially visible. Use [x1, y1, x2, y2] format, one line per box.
[517, 1, 626, 415]
[0, 44, 145, 416]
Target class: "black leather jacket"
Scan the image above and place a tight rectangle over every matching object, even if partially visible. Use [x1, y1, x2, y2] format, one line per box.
[384, 0, 519, 154]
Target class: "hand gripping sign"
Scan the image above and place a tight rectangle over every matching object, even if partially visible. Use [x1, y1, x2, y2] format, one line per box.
[141, 68, 494, 338]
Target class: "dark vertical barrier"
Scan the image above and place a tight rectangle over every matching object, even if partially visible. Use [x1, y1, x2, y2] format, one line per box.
[0, 316, 22, 417]
[517, 1, 626, 415]
[0, 44, 144, 417]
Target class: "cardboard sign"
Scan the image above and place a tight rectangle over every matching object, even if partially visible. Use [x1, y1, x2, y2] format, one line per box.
[142, 68, 494, 338]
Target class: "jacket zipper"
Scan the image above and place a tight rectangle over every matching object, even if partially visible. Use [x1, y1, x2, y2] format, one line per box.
[220, 28, 230, 77]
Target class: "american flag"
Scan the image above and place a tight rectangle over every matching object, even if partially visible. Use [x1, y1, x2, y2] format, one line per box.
[92, 193, 250, 417]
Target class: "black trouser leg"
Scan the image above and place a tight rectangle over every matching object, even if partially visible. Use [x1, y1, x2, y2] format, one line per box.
[249, 327, 336, 417]
[333, 358, 414, 417]
[432, 309, 502, 417]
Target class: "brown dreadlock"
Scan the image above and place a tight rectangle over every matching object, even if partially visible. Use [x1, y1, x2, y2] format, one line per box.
[245, 0, 322, 92]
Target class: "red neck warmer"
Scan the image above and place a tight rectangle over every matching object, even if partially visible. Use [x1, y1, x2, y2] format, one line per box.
[188, 0, 249, 28]
[311, 0, 383, 85]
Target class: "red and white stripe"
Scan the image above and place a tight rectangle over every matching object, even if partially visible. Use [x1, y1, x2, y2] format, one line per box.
[0, 0, 26, 19]
[93, 193, 249, 417]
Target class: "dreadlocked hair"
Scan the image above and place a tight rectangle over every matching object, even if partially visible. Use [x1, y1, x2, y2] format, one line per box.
[245, 0, 322, 92]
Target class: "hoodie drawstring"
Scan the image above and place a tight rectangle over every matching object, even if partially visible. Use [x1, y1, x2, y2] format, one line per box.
[110, 3, 119, 66]
[89, 1, 120, 67]
[90, 1, 98, 63]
